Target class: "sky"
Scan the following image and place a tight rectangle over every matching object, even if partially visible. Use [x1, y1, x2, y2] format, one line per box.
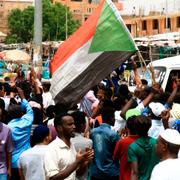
[120, 0, 180, 15]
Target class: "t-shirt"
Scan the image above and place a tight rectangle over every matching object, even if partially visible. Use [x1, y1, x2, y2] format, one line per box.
[150, 158, 180, 180]
[90, 123, 119, 178]
[148, 119, 164, 139]
[128, 137, 159, 180]
[71, 133, 93, 180]
[113, 135, 139, 180]
[44, 137, 77, 180]
[19, 145, 47, 180]
[0, 123, 14, 174]
[8, 99, 34, 168]
[112, 110, 126, 132]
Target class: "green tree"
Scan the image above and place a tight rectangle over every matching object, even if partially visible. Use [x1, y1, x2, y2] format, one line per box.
[5, 0, 80, 43]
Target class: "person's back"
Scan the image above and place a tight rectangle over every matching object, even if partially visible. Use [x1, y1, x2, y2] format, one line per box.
[91, 124, 119, 179]
[19, 145, 47, 180]
[71, 133, 92, 152]
[148, 102, 165, 139]
[128, 115, 159, 180]
[7, 88, 34, 179]
[90, 105, 119, 179]
[42, 82, 54, 109]
[19, 125, 51, 180]
[113, 116, 139, 180]
[71, 111, 93, 180]
[128, 136, 159, 180]
[8, 99, 34, 168]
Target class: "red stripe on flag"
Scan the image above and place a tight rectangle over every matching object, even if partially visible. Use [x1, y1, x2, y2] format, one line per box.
[50, 0, 104, 75]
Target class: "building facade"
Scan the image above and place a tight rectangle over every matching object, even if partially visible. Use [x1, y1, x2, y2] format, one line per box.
[0, 0, 180, 39]
[0, 0, 33, 34]
[52, 0, 123, 23]
[124, 12, 180, 37]
[53, 0, 180, 37]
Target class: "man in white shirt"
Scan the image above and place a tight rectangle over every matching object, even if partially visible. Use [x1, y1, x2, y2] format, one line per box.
[148, 102, 165, 139]
[19, 125, 51, 180]
[150, 129, 180, 180]
[44, 113, 93, 180]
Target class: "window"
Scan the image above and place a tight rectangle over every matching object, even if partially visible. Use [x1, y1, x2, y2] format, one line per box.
[142, 20, 147, 30]
[177, 17, 180, 28]
[165, 17, 171, 29]
[166, 70, 180, 92]
[87, 8, 92, 13]
[142, 67, 166, 87]
[153, 19, 158, 29]
[126, 24, 131, 33]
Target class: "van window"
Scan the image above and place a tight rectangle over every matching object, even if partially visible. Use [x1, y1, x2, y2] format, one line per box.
[166, 70, 180, 93]
[142, 67, 166, 86]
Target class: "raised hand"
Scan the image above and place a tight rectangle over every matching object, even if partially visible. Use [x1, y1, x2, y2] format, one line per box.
[161, 109, 170, 129]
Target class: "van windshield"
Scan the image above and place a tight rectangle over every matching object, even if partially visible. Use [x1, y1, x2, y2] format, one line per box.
[142, 67, 166, 86]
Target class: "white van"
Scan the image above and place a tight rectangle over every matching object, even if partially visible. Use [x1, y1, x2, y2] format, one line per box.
[143, 55, 180, 92]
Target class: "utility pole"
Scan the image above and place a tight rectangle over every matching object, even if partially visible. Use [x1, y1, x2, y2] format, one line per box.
[33, 0, 42, 69]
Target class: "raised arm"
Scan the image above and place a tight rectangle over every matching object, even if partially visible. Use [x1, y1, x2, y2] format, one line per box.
[120, 98, 135, 119]
[16, 87, 34, 123]
[161, 109, 170, 129]
[131, 58, 142, 87]
[149, 63, 156, 85]
[141, 83, 161, 107]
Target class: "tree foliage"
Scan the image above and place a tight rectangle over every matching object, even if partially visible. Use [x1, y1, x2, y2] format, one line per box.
[5, 0, 80, 43]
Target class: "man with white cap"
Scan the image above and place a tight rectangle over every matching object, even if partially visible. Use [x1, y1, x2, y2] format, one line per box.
[148, 102, 166, 139]
[150, 129, 180, 180]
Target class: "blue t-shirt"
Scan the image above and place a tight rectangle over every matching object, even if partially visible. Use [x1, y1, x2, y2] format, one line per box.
[8, 99, 34, 168]
[90, 123, 120, 178]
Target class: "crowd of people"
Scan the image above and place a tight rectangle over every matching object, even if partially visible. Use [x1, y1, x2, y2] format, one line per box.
[0, 55, 180, 180]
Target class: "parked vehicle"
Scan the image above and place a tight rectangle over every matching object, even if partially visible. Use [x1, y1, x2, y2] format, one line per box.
[143, 55, 180, 92]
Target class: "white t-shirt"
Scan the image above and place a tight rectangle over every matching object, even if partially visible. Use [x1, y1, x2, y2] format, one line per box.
[148, 119, 164, 139]
[111, 110, 126, 132]
[1, 97, 10, 111]
[150, 158, 180, 180]
[44, 137, 77, 180]
[42, 92, 54, 109]
[19, 145, 47, 180]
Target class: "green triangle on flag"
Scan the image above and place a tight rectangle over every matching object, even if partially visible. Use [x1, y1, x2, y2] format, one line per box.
[89, 0, 137, 53]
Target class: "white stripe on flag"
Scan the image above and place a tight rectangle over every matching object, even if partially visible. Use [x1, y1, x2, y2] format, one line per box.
[50, 38, 102, 99]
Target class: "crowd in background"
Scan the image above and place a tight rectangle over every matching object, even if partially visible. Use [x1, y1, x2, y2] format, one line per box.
[0, 54, 180, 180]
